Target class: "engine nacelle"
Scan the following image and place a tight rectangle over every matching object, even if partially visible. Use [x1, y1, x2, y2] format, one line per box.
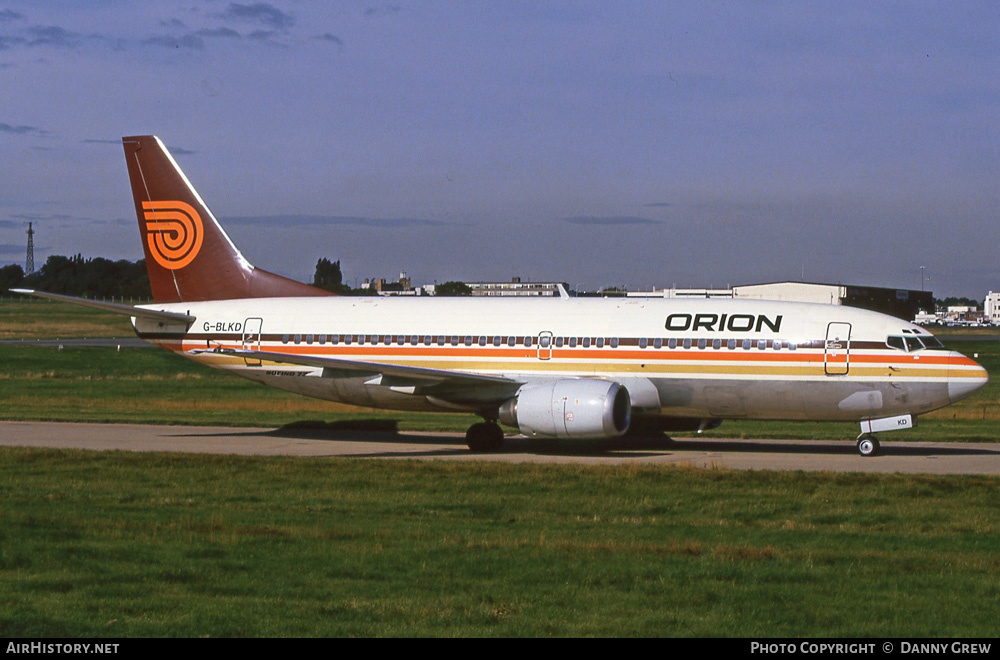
[498, 379, 631, 439]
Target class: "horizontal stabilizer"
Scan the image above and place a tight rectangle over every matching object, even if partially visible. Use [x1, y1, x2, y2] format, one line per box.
[12, 289, 195, 324]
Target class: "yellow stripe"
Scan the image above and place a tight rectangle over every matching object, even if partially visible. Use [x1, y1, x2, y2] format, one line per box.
[188, 352, 970, 381]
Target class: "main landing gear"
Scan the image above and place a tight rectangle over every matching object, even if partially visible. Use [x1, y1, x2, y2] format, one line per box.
[466, 420, 505, 452]
[856, 433, 881, 457]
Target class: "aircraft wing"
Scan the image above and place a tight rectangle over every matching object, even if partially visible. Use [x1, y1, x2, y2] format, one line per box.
[12, 289, 196, 324]
[198, 347, 522, 402]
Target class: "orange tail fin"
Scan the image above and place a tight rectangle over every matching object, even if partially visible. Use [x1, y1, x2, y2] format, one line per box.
[122, 135, 332, 303]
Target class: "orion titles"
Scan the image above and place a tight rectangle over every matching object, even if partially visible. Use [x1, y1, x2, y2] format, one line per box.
[665, 313, 783, 333]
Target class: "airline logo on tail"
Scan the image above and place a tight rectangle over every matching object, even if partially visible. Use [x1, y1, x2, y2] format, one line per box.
[141, 200, 204, 270]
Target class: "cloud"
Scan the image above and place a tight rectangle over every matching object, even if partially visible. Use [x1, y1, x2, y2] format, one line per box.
[196, 27, 242, 40]
[159, 18, 186, 30]
[0, 123, 48, 136]
[221, 3, 294, 30]
[224, 215, 446, 228]
[25, 25, 83, 48]
[363, 6, 402, 17]
[247, 30, 277, 42]
[314, 33, 344, 46]
[643, 202, 673, 208]
[0, 9, 24, 23]
[562, 216, 663, 226]
[143, 34, 205, 50]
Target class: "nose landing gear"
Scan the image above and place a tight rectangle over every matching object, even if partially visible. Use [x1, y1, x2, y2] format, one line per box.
[856, 433, 881, 457]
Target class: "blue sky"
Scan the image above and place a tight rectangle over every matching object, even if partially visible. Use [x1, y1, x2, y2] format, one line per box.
[1, 1, 998, 297]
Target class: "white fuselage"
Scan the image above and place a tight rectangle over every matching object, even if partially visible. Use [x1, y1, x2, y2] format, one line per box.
[133, 295, 987, 424]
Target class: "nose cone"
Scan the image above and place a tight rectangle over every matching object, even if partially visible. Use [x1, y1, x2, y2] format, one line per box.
[949, 352, 989, 403]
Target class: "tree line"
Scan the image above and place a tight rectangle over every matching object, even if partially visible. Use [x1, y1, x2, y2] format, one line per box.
[1, 255, 151, 299]
[1, 255, 473, 299]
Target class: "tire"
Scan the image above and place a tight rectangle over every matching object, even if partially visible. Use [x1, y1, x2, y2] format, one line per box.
[466, 422, 504, 452]
[857, 435, 880, 457]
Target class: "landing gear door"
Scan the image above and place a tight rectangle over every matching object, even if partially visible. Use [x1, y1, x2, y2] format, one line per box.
[242, 317, 263, 367]
[824, 322, 851, 375]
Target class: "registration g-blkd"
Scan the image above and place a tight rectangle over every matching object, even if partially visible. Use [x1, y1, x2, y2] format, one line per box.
[203, 321, 243, 332]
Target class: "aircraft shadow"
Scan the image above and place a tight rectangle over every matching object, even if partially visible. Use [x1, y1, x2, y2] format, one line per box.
[187, 424, 1000, 459]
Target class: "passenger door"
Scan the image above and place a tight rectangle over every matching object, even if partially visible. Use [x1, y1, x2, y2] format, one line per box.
[824, 322, 851, 375]
[242, 317, 263, 367]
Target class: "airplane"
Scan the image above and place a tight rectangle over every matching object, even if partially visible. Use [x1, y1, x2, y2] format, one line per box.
[14, 135, 989, 456]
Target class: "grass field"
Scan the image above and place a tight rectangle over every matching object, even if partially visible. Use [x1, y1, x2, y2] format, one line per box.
[2, 297, 999, 637]
[2, 448, 999, 637]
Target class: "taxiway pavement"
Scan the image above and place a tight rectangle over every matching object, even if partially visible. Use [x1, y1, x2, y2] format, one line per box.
[2, 421, 999, 474]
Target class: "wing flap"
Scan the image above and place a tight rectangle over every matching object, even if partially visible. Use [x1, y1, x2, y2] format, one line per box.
[198, 347, 518, 389]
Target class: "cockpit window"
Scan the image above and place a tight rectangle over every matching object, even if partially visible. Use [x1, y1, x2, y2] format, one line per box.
[919, 335, 946, 350]
[887, 334, 947, 352]
[886, 336, 905, 351]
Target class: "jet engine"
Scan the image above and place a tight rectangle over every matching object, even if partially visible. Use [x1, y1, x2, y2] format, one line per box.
[498, 379, 631, 439]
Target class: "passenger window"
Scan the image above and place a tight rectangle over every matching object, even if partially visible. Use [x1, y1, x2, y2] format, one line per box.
[639, 338, 648, 349]
[596, 338, 605, 348]
[727, 339, 736, 350]
[555, 337, 564, 347]
[712, 338, 721, 350]
[682, 338, 691, 349]
[479, 336, 487, 346]
[653, 338, 662, 349]
[697, 338, 707, 350]
[493, 336, 502, 347]
[669, 338, 678, 349]
[610, 338, 619, 348]
[583, 337, 591, 348]
[569, 337, 578, 348]
[507, 336, 516, 347]
[282, 334, 289, 344]
[319, 335, 326, 345]
[743, 339, 751, 350]
[758, 340, 766, 350]
[294, 334, 301, 344]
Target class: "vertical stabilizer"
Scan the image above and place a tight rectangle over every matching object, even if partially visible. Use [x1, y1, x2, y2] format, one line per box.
[122, 135, 332, 302]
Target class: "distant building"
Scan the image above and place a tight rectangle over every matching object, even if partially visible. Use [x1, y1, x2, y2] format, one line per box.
[465, 277, 561, 297]
[626, 288, 733, 299]
[362, 272, 420, 296]
[985, 292, 1000, 324]
[733, 282, 934, 321]
[626, 281, 932, 321]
